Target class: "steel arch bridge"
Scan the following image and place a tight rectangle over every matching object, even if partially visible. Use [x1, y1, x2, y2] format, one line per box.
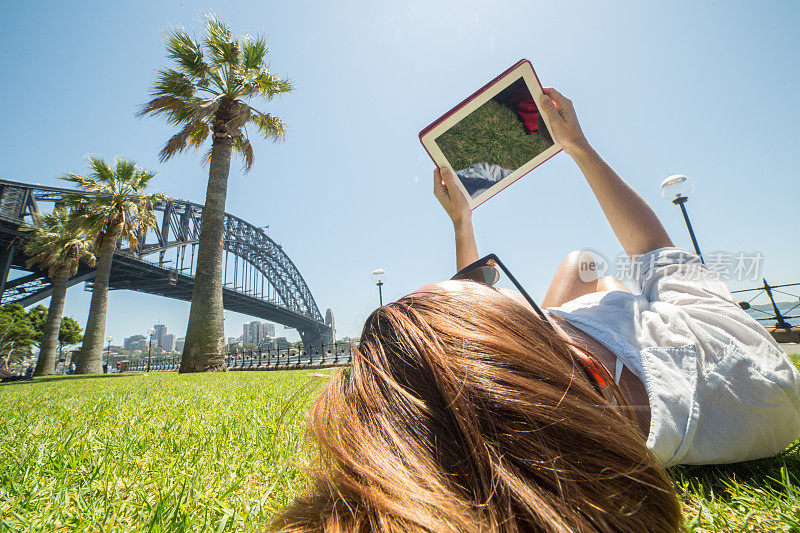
[0, 178, 334, 348]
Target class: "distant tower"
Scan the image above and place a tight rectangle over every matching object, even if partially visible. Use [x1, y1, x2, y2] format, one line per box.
[153, 324, 167, 349]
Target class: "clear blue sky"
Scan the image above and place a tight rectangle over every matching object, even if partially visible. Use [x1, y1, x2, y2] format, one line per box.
[1, 0, 798, 343]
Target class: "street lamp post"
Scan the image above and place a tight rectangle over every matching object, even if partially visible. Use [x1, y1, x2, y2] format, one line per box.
[105, 336, 112, 371]
[371, 268, 386, 306]
[660, 175, 704, 263]
[146, 328, 154, 372]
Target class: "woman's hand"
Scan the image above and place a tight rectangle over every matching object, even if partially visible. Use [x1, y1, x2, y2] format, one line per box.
[540, 88, 674, 256]
[538, 87, 590, 156]
[433, 167, 471, 226]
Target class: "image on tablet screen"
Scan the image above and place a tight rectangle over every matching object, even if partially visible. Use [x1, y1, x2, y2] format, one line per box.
[434, 78, 554, 199]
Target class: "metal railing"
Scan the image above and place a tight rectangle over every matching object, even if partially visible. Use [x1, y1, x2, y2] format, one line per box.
[733, 278, 800, 329]
[122, 342, 354, 373]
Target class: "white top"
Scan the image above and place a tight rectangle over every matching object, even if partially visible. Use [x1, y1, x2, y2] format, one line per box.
[547, 247, 800, 466]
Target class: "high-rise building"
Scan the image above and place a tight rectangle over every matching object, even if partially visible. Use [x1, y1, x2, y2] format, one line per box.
[243, 321, 276, 345]
[242, 321, 262, 345]
[163, 334, 176, 352]
[153, 324, 167, 348]
[176, 337, 185, 352]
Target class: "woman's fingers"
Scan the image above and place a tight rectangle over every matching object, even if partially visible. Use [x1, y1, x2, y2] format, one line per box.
[539, 88, 588, 155]
[435, 167, 456, 196]
[542, 87, 572, 110]
[433, 168, 448, 200]
[542, 87, 580, 125]
[440, 167, 456, 185]
[433, 167, 471, 224]
[538, 92, 563, 122]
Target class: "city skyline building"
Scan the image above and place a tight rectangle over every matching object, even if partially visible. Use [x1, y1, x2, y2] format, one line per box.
[163, 333, 176, 352]
[124, 334, 147, 351]
[242, 320, 276, 346]
[153, 324, 167, 348]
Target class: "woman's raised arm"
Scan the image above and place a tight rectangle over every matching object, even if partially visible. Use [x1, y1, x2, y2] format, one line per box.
[433, 167, 479, 271]
[538, 88, 674, 257]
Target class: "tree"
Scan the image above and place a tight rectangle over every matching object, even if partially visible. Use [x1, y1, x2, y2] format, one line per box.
[139, 15, 293, 373]
[21, 209, 95, 376]
[228, 342, 243, 353]
[0, 304, 37, 369]
[64, 157, 166, 374]
[27, 305, 48, 336]
[27, 308, 83, 373]
[58, 316, 83, 362]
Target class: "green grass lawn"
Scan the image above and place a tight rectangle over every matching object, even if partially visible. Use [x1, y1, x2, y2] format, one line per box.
[1, 357, 799, 532]
[0, 371, 327, 532]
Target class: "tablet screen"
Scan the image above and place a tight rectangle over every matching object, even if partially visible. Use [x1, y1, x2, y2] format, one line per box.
[433, 78, 554, 199]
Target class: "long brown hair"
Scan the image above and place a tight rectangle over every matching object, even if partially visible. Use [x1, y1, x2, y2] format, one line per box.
[271, 281, 682, 532]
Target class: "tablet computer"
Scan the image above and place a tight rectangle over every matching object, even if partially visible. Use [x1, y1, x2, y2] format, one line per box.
[419, 59, 562, 209]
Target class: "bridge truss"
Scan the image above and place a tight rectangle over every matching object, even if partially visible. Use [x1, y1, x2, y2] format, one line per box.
[0, 178, 333, 349]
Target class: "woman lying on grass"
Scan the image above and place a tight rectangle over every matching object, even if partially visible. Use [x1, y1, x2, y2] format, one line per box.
[272, 88, 800, 532]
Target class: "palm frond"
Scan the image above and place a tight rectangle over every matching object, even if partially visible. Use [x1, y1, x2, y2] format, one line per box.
[202, 146, 213, 165]
[164, 27, 209, 80]
[87, 156, 116, 185]
[22, 208, 96, 278]
[207, 70, 227, 95]
[241, 71, 293, 100]
[136, 95, 187, 121]
[241, 35, 268, 71]
[139, 94, 221, 127]
[115, 159, 136, 182]
[203, 14, 239, 68]
[259, 72, 294, 99]
[62, 174, 99, 193]
[152, 68, 195, 100]
[131, 168, 158, 192]
[247, 109, 287, 141]
[59, 157, 170, 251]
[233, 135, 254, 172]
[189, 122, 210, 147]
[159, 119, 208, 162]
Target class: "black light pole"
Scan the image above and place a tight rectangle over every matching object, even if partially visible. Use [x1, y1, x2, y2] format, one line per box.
[146, 328, 154, 372]
[105, 336, 112, 371]
[660, 175, 705, 264]
[372, 268, 386, 306]
[673, 197, 703, 262]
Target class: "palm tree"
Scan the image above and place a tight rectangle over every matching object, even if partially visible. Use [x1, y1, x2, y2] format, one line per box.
[22, 208, 95, 376]
[138, 15, 293, 372]
[64, 156, 166, 374]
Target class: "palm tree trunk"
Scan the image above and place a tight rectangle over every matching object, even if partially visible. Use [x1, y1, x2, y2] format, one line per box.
[75, 230, 119, 374]
[33, 270, 68, 377]
[180, 133, 232, 372]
